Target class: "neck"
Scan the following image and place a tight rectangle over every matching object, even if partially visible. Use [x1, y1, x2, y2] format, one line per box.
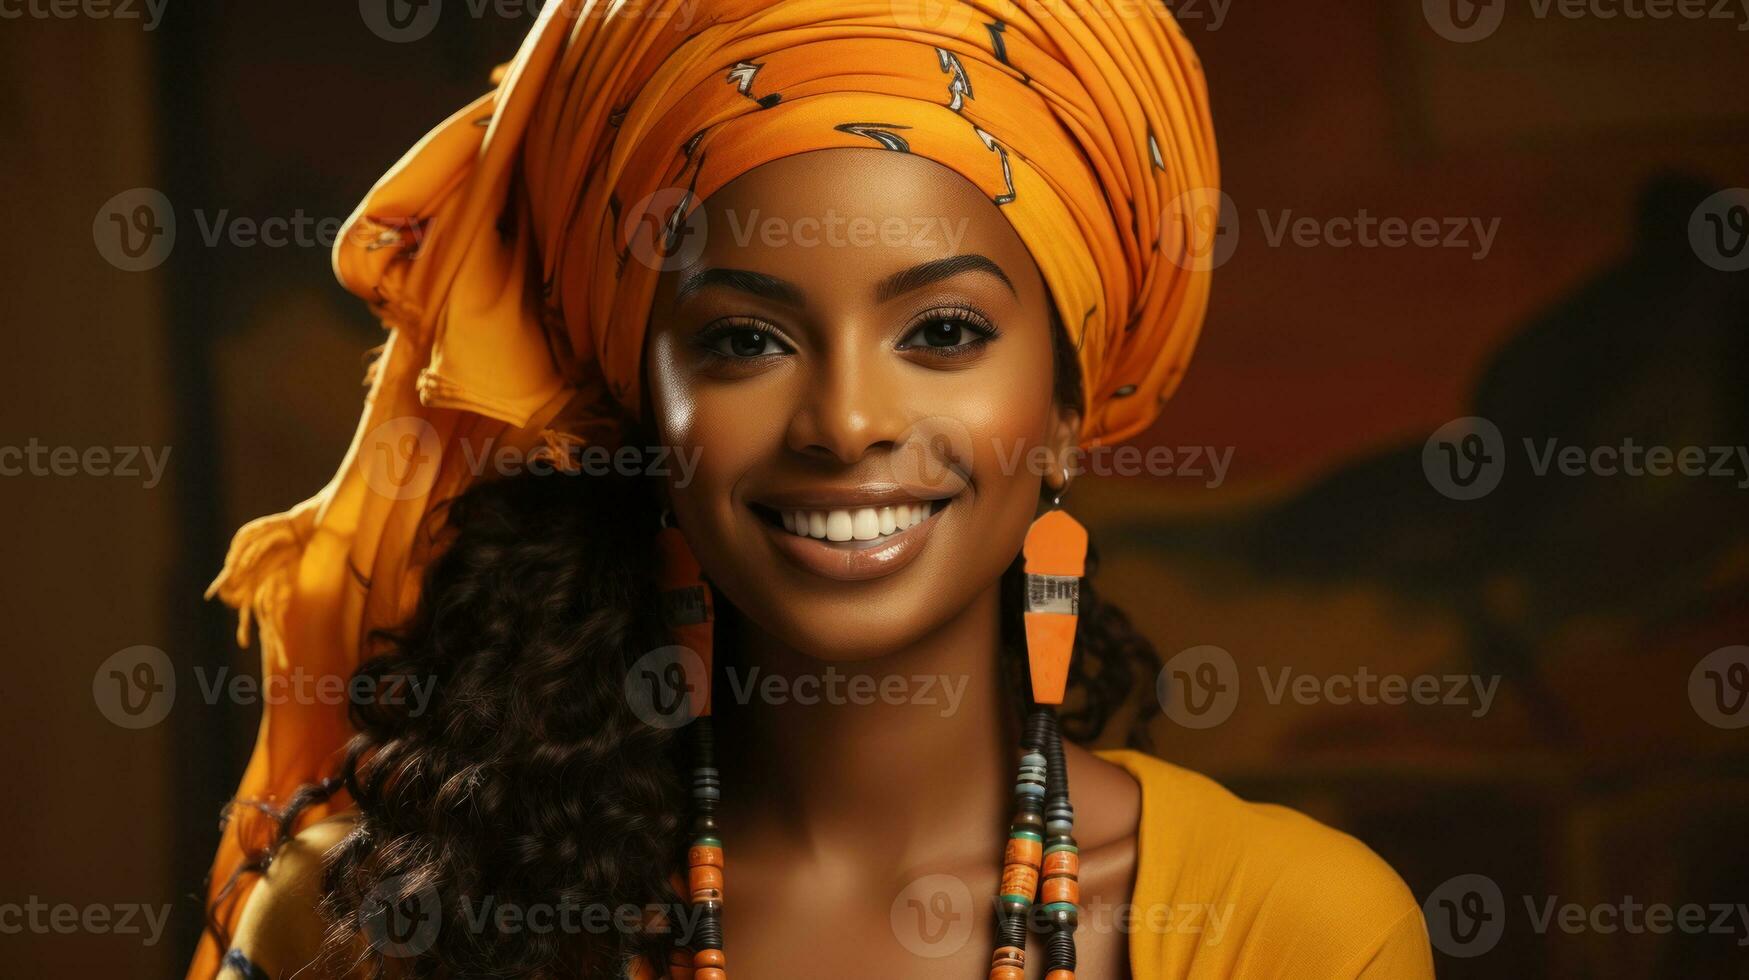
[714, 582, 1018, 871]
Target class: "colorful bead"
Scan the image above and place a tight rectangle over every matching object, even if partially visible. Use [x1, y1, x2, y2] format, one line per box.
[1041, 875, 1079, 905]
[988, 944, 1026, 980]
[1004, 833, 1042, 865]
[689, 863, 724, 903]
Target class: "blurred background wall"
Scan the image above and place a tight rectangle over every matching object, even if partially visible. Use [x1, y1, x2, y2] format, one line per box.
[1, 1, 1745, 976]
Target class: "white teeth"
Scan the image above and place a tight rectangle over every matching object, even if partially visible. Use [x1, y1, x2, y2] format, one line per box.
[777, 501, 944, 540]
[825, 510, 854, 541]
[852, 509, 880, 540]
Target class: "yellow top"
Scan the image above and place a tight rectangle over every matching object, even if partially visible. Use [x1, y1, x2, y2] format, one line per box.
[226, 751, 1433, 979]
[1095, 749, 1435, 979]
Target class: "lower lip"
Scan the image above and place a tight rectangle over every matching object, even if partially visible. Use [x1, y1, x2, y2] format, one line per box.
[761, 505, 948, 582]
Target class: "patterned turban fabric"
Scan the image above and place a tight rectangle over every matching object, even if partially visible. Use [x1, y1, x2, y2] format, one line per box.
[192, 0, 1215, 974]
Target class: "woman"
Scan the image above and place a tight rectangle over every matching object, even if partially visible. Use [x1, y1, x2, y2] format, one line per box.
[198, 1, 1433, 977]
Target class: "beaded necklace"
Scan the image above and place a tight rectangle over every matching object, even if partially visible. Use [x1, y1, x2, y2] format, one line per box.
[680, 707, 1080, 979]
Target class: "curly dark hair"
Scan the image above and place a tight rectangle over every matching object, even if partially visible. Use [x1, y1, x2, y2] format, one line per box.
[206, 317, 1163, 979]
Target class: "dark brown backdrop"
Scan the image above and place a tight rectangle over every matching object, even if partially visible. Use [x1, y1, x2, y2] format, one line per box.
[2, 1, 1746, 976]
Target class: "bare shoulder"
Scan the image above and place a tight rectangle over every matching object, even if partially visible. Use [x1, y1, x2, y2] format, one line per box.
[225, 813, 360, 978]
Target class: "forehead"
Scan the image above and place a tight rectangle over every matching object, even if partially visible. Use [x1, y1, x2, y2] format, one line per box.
[666, 147, 1046, 301]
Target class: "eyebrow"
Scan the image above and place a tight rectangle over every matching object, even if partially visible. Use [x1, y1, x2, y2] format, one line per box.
[874, 254, 1016, 303]
[673, 254, 1018, 308]
[674, 267, 805, 307]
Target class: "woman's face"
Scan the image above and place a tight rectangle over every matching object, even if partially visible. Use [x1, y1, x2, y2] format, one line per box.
[645, 147, 1077, 661]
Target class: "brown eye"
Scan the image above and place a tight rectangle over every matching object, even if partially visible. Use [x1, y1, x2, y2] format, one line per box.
[917, 319, 967, 347]
[897, 309, 998, 354]
[727, 329, 774, 357]
[698, 323, 788, 359]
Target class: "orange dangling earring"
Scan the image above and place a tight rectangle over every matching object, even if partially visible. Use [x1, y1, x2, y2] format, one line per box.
[656, 512, 728, 980]
[1023, 467, 1088, 707]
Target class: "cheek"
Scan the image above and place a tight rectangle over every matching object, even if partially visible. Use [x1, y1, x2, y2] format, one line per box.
[934, 332, 1061, 577]
[962, 337, 1059, 499]
[646, 336, 700, 450]
[647, 336, 788, 538]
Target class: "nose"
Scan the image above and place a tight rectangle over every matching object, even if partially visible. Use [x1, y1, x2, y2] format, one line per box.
[785, 345, 908, 465]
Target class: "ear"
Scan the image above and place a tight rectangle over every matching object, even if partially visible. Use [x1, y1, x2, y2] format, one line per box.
[1044, 403, 1082, 497]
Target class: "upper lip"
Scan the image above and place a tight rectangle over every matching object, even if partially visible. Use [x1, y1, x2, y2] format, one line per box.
[753, 481, 963, 511]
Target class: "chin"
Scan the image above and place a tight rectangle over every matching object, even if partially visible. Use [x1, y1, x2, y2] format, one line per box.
[722, 579, 966, 664]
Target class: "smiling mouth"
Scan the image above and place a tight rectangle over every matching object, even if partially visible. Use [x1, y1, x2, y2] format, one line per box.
[751, 495, 956, 581]
[754, 499, 947, 549]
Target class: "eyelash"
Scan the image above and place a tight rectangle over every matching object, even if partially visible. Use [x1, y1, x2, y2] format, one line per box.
[693, 318, 793, 362]
[691, 306, 1001, 363]
[894, 305, 1000, 357]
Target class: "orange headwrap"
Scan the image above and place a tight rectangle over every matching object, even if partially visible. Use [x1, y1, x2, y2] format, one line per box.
[193, 0, 1214, 973]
